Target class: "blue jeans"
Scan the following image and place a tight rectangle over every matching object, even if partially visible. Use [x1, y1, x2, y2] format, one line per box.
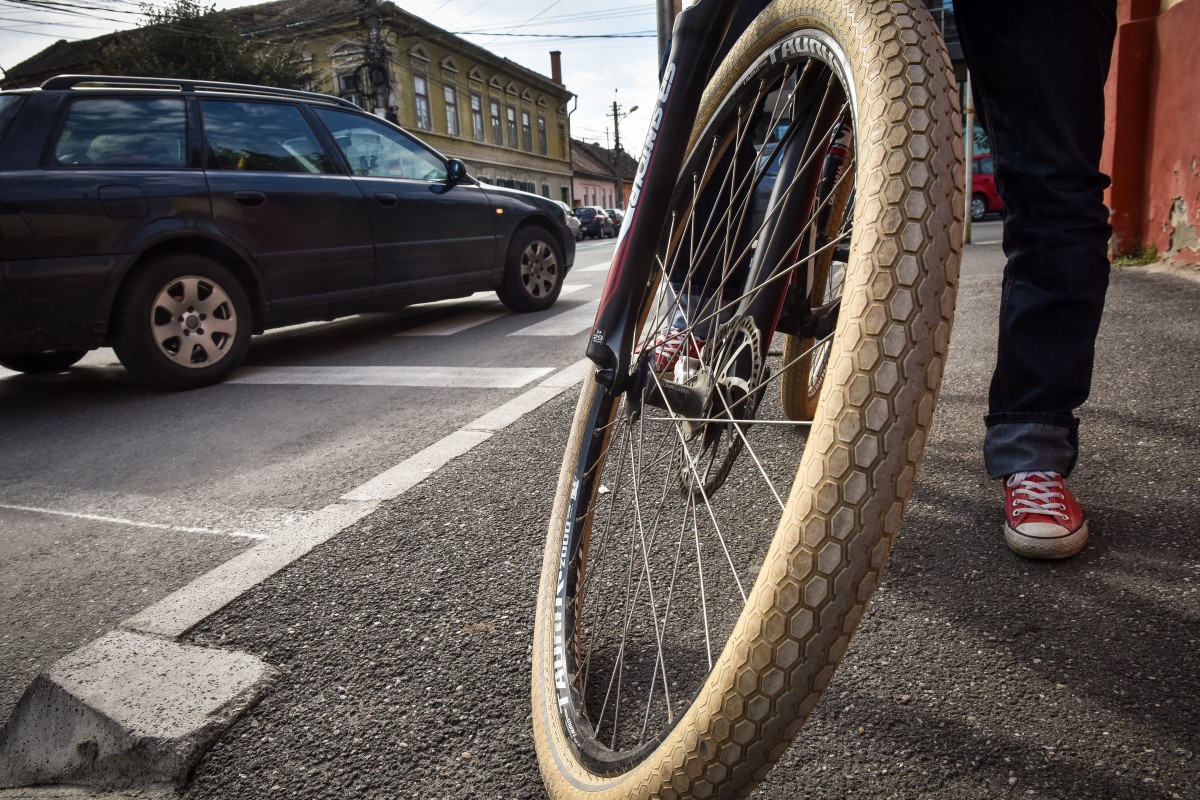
[955, 0, 1118, 479]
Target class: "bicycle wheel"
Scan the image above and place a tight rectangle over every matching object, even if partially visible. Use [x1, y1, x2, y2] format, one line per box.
[533, 2, 962, 797]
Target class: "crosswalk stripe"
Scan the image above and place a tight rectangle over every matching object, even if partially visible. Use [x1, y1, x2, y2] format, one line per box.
[510, 300, 600, 337]
[227, 366, 554, 387]
[394, 284, 589, 337]
[577, 263, 611, 272]
[398, 308, 507, 337]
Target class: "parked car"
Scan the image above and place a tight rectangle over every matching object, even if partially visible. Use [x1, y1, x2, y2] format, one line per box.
[972, 153, 1003, 221]
[573, 205, 615, 239]
[0, 75, 575, 389]
[605, 208, 625, 232]
[556, 200, 583, 241]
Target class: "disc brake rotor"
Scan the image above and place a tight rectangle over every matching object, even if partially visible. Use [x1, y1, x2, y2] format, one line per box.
[677, 316, 764, 498]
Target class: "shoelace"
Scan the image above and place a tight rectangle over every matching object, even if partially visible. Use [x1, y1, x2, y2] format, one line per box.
[1007, 471, 1069, 521]
[651, 328, 702, 365]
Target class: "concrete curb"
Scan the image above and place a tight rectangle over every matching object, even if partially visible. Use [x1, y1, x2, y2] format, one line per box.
[0, 358, 591, 791]
[0, 632, 277, 791]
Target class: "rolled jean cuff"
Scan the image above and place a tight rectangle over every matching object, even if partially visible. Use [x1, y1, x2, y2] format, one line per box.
[983, 414, 1080, 479]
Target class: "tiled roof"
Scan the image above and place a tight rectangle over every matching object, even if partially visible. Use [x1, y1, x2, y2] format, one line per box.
[4, 0, 569, 94]
[571, 138, 637, 182]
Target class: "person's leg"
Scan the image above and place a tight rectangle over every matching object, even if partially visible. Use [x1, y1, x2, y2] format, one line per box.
[955, 0, 1117, 557]
[957, 0, 1117, 478]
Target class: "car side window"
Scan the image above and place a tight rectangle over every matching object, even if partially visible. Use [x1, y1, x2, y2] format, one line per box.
[315, 107, 447, 182]
[0, 95, 25, 146]
[202, 100, 334, 174]
[51, 97, 186, 168]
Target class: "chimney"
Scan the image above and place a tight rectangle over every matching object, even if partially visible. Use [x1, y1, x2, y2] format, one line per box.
[550, 51, 563, 85]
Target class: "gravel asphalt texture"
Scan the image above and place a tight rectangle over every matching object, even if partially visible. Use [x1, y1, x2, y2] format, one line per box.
[182, 242, 1199, 800]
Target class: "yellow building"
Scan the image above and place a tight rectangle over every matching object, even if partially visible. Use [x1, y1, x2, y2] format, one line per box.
[4, 0, 577, 202]
[264, 0, 576, 201]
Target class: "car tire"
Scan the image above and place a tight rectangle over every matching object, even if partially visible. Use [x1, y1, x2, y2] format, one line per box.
[0, 350, 88, 374]
[112, 254, 252, 389]
[971, 193, 988, 222]
[497, 225, 565, 312]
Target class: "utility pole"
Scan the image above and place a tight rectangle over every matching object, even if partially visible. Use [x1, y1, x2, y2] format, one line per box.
[655, 0, 683, 66]
[611, 100, 638, 209]
[611, 101, 623, 209]
[363, 0, 390, 118]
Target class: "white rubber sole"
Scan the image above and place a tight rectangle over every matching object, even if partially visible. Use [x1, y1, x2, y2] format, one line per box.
[1004, 519, 1089, 559]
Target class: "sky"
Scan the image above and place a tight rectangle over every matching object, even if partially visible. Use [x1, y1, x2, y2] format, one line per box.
[0, 0, 661, 156]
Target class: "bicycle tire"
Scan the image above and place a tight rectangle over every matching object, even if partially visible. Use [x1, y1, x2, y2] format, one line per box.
[533, 2, 962, 797]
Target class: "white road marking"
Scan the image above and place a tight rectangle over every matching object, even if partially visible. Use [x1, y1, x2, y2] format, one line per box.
[226, 365, 553, 387]
[0, 503, 266, 540]
[510, 300, 600, 337]
[576, 263, 611, 272]
[412, 291, 496, 307]
[559, 283, 590, 296]
[121, 358, 592, 638]
[397, 308, 508, 337]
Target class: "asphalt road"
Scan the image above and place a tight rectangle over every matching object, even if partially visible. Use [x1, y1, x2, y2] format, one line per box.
[0, 236, 616, 724]
[164, 228, 1198, 799]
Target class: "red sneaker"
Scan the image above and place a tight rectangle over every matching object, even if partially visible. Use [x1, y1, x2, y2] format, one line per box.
[1003, 471, 1089, 559]
[647, 327, 704, 373]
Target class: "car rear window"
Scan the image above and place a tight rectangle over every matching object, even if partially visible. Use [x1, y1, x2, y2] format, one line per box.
[577, 208, 598, 219]
[0, 95, 25, 146]
[51, 97, 187, 168]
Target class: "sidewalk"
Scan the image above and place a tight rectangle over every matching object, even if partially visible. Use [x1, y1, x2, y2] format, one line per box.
[174, 239, 1199, 800]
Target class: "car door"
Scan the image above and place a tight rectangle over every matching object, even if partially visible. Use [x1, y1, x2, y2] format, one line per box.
[10, 94, 207, 263]
[312, 107, 497, 294]
[201, 99, 375, 310]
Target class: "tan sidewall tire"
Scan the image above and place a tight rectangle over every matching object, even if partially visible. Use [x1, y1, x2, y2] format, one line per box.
[779, 332, 820, 420]
[534, 1, 962, 797]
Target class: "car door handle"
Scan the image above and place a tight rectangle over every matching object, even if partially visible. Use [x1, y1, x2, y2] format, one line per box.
[374, 193, 398, 207]
[233, 190, 266, 206]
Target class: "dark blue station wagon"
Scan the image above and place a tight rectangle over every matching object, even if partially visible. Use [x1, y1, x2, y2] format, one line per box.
[0, 75, 574, 388]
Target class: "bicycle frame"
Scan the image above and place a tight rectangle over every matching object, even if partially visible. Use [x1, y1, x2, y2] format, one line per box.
[585, 0, 745, 392]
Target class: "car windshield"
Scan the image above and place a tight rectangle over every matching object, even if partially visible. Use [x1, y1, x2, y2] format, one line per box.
[0, 95, 27, 146]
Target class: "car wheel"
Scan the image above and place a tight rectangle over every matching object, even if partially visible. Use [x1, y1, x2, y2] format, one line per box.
[497, 225, 564, 312]
[0, 350, 88, 374]
[112, 254, 252, 389]
[971, 193, 988, 222]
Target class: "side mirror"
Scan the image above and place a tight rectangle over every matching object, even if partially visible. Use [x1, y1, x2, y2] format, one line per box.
[446, 158, 467, 183]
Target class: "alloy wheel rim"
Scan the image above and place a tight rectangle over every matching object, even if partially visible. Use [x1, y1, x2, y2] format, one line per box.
[521, 241, 559, 298]
[150, 275, 238, 368]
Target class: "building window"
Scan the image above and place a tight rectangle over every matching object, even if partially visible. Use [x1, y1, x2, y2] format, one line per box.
[413, 74, 432, 130]
[541, 182, 550, 197]
[443, 84, 460, 136]
[506, 106, 518, 149]
[471, 92, 485, 141]
[521, 111, 532, 152]
[338, 74, 363, 108]
[537, 115, 547, 155]
[490, 99, 503, 145]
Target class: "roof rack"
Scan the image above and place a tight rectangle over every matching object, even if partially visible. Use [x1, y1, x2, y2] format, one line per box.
[39, 75, 359, 110]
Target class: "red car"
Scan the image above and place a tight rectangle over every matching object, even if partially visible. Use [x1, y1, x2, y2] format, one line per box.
[972, 153, 1003, 221]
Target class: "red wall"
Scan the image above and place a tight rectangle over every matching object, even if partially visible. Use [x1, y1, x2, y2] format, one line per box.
[1103, 0, 1200, 265]
[1145, 1, 1200, 263]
